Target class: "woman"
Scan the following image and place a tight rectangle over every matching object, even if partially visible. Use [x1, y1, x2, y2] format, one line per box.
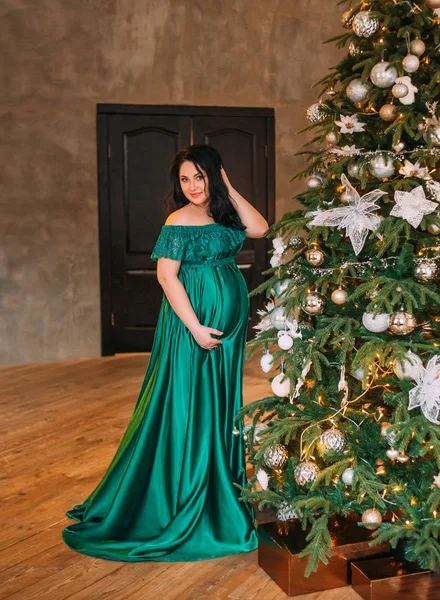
[62, 144, 269, 562]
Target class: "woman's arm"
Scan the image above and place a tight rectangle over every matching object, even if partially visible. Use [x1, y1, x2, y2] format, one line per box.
[221, 167, 269, 238]
[157, 258, 223, 349]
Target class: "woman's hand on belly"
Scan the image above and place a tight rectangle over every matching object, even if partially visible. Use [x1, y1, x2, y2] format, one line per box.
[191, 324, 224, 350]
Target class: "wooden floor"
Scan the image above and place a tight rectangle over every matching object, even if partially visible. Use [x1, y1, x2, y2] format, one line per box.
[0, 352, 361, 600]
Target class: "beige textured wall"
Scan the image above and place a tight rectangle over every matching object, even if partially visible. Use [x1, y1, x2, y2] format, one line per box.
[0, 0, 343, 365]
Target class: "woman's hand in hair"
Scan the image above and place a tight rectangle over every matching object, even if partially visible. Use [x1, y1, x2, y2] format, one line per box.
[220, 166, 232, 191]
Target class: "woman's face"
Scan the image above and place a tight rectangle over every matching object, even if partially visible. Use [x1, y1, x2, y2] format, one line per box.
[179, 161, 210, 206]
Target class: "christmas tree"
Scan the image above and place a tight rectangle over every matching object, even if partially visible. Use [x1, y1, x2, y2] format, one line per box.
[236, 0, 440, 577]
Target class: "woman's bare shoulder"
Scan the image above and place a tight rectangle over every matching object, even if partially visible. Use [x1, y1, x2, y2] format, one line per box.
[164, 206, 193, 226]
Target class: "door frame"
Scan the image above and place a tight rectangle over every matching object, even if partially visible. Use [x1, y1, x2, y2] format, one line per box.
[97, 103, 275, 356]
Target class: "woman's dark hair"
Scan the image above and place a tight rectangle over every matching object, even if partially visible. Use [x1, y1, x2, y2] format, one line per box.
[164, 144, 246, 231]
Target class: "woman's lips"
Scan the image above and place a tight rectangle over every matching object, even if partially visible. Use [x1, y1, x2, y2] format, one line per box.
[190, 192, 202, 197]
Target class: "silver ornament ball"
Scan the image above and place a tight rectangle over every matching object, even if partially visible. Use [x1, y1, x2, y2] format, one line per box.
[270, 307, 288, 330]
[427, 221, 440, 235]
[347, 162, 361, 179]
[370, 62, 398, 88]
[320, 428, 346, 453]
[369, 154, 395, 179]
[331, 288, 348, 305]
[352, 11, 380, 38]
[302, 292, 325, 316]
[414, 261, 437, 282]
[306, 175, 324, 190]
[362, 509, 383, 530]
[392, 83, 409, 99]
[362, 312, 390, 333]
[276, 501, 300, 521]
[346, 78, 373, 103]
[402, 54, 420, 74]
[264, 444, 289, 469]
[388, 311, 416, 335]
[294, 461, 320, 486]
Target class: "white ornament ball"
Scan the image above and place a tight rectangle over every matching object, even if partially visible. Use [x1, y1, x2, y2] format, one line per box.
[294, 461, 320, 486]
[402, 54, 420, 74]
[271, 372, 291, 397]
[321, 428, 346, 453]
[260, 352, 274, 373]
[256, 468, 270, 490]
[362, 312, 390, 332]
[351, 367, 365, 381]
[410, 39, 425, 56]
[264, 444, 289, 469]
[394, 351, 423, 381]
[331, 288, 348, 305]
[270, 253, 282, 268]
[369, 154, 395, 178]
[352, 11, 380, 38]
[392, 83, 409, 99]
[362, 509, 383, 530]
[346, 78, 373, 103]
[277, 331, 294, 350]
[276, 501, 300, 521]
[342, 468, 355, 485]
[370, 62, 398, 88]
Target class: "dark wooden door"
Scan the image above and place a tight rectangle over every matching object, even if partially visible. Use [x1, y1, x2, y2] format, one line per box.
[97, 104, 275, 355]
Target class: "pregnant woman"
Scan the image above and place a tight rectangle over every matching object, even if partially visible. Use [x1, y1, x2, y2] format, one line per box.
[62, 143, 269, 562]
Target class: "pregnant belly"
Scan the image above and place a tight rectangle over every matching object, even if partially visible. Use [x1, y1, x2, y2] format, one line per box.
[179, 264, 249, 335]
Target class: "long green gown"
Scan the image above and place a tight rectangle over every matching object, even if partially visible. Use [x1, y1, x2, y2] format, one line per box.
[62, 222, 258, 561]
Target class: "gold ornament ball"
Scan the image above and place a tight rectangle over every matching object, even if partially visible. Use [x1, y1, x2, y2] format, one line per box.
[410, 39, 426, 56]
[341, 9, 354, 28]
[389, 311, 417, 335]
[361, 509, 383, 530]
[305, 247, 325, 266]
[331, 288, 348, 305]
[392, 83, 409, 99]
[426, 0, 440, 8]
[427, 222, 440, 235]
[379, 104, 397, 122]
[302, 292, 325, 316]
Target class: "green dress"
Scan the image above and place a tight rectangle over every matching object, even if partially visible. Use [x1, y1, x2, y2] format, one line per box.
[62, 222, 258, 561]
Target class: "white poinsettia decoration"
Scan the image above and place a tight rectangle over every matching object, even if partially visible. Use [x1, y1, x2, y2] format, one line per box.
[408, 355, 440, 425]
[399, 160, 427, 179]
[272, 236, 287, 254]
[253, 301, 275, 332]
[334, 114, 366, 134]
[390, 186, 438, 228]
[328, 145, 361, 156]
[308, 174, 387, 255]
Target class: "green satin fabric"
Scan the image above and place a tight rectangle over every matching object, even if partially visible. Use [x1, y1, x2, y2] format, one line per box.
[62, 223, 258, 561]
